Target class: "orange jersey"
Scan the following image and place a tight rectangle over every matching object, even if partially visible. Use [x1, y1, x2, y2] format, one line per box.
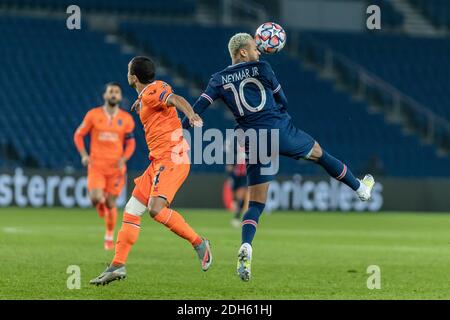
[76, 106, 135, 165]
[137, 80, 187, 160]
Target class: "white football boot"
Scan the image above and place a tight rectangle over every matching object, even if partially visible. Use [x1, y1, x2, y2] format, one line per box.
[237, 243, 252, 281]
[356, 174, 375, 201]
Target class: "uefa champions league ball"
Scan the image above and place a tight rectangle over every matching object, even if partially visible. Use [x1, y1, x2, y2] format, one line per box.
[255, 22, 287, 54]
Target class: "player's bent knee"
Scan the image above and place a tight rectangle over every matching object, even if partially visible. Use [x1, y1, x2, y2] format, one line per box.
[148, 203, 165, 218]
[105, 196, 117, 209]
[248, 183, 269, 204]
[306, 142, 322, 161]
[148, 197, 168, 218]
[124, 196, 147, 216]
[314, 142, 323, 156]
[90, 196, 102, 206]
[89, 190, 103, 205]
[148, 207, 161, 218]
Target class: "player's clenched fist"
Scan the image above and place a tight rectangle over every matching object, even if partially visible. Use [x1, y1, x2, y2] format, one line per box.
[81, 154, 90, 166]
[189, 113, 203, 128]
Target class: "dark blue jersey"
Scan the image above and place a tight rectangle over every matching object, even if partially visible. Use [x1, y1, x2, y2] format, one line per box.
[182, 60, 316, 186]
[183, 60, 289, 129]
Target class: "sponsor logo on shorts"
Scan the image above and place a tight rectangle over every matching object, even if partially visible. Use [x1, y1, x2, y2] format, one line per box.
[153, 166, 165, 189]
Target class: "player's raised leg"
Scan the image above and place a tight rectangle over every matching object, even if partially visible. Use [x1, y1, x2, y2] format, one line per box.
[307, 142, 375, 200]
[278, 124, 375, 200]
[149, 196, 212, 272]
[144, 159, 212, 271]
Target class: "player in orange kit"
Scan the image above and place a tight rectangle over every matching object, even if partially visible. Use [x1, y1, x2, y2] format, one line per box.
[74, 82, 136, 250]
[90, 56, 212, 286]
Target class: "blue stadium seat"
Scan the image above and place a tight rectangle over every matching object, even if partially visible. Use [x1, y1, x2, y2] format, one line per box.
[300, 31, 450, 120]
[0, 15, 151, 171]
[0, 0, 197, 16]
[372, 0, 405, 28]
[411, 0, 450, 29]
[1, 15, 448, 177]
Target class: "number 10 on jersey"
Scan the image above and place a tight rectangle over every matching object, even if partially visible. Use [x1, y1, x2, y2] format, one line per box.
[223, 78, 267, 116]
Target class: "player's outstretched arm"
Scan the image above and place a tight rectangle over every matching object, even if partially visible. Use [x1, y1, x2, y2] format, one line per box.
[181, 96, 212, 129]
[167, 94, 203, 127]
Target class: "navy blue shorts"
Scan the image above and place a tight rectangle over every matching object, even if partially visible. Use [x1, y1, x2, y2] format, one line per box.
[231, 175, 247, 191]
[244, 121, 315, 186]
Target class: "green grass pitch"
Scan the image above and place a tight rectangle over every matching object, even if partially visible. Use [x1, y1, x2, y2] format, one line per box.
[1, 207, 450, 299]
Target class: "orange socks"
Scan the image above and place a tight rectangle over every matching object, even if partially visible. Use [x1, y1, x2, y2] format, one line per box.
[112, 213, 141, 266]
[112, 208, 201, 266]
[153, 207, 202, 246]
[104, 207, 117, 240]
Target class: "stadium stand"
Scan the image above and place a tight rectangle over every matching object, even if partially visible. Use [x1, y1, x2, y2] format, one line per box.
[299, 31, 450, 120]
[0, 15, 151, 171]
[121, 23, 243, 85]
[0, 13, 447, 177]
[372, 0, 405, 28]
[0, 0, 197, 16]
[410, 0, 450, 29]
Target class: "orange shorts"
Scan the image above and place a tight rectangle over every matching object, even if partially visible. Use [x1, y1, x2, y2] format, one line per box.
[132, 154, 190, 206]
[87, 163, 126, 197]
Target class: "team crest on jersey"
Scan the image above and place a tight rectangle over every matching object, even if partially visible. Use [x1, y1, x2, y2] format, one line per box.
[118, 119, 123, 126]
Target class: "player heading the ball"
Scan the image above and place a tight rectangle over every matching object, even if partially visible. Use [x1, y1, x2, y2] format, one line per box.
[182, 25, 375, 282]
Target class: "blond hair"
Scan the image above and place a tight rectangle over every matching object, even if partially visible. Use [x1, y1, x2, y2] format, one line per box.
[228, 33, 253, 58]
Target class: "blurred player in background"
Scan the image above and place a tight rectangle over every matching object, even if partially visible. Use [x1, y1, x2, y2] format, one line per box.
[90, 56, 212, 286]
[183, 33, 375, 282]
[225, 138, 248, 227]
[74, 82, 136, 250]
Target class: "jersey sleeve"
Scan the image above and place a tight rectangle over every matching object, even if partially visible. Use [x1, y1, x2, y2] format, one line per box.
[124, 115, 135, 139]
[261, 61, 287, 108]
[73, 110, 94, 153]
[141, 81, 174, 110]
[76, 110, 94, 136]
[261, 61, 281, 92]
[181, 77, 219, 129]
[200, 78, 220, 105]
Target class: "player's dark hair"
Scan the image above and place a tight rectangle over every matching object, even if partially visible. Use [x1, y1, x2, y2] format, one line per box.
[130, 56, 155, 84]
[104, 81, 122, 92]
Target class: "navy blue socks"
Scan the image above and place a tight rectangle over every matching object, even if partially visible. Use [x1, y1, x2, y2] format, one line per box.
[317, 150, 360, 191]
[241, 201, 265, 245]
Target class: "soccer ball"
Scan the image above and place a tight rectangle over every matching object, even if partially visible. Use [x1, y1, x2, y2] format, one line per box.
[255, 22, 287, 54]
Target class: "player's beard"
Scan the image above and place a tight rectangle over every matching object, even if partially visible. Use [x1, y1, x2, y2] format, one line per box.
[107, 98, 120, 108]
